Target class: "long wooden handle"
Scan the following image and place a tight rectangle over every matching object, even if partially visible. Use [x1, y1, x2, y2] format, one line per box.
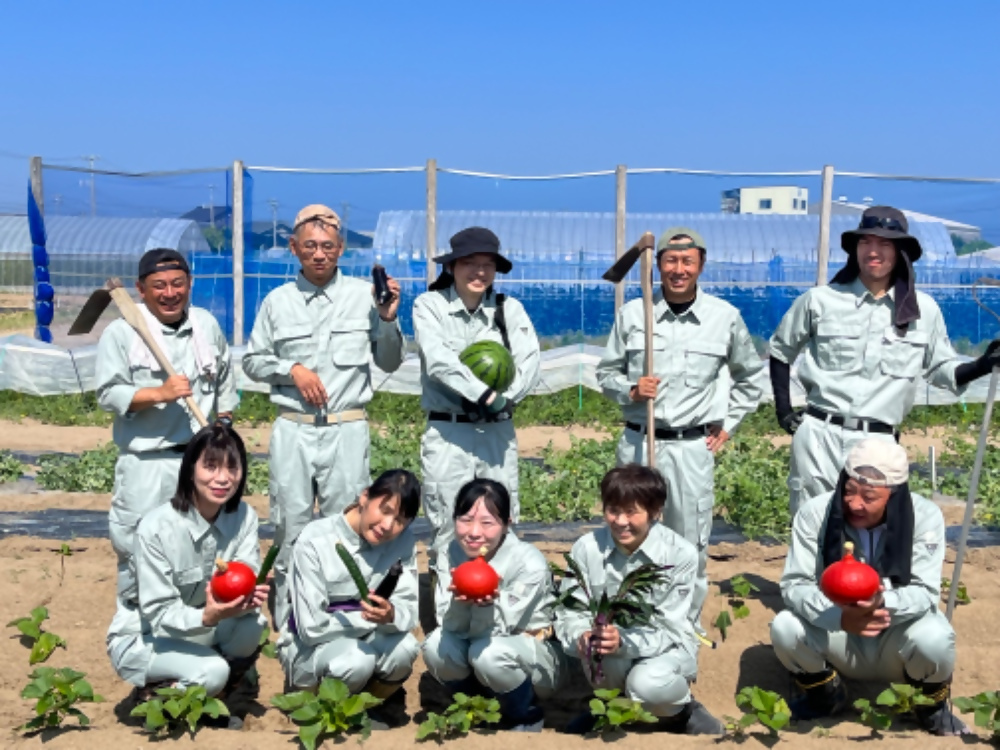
[638, 232, 656, 468]
[109, 285, 209, 428]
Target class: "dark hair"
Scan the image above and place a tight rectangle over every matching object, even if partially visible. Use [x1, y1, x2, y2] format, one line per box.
[172, 423, 247, 514]
[368, 469, 422, 520]
[452, 478, 511, 524]
[600, 464, 666, 516]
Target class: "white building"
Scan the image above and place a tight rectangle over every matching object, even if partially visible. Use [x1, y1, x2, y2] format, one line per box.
[807, 199, 982, 244]
[721, 186, 809, 215]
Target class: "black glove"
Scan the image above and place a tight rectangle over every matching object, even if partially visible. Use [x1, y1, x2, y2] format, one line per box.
[460, 397, 487, 423]
[779, 409, 804, 436]
[484, 394, 514, 422]
[956, 339, 1000, 386]
[981, 339, 1000, 369]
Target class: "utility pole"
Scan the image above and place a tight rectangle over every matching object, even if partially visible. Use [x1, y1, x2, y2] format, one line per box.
[208, 184, 215, 227]
[83, 155, 100, 216]
[268, 199, 279, 249]
[341, 202, 351, 248]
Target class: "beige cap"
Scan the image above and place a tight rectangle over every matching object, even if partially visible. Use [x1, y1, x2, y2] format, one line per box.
[293, 204, 341, 232]
[845, 439, 909, 487]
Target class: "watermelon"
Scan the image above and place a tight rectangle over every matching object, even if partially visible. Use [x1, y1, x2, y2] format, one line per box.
[460, 340, 516, 393]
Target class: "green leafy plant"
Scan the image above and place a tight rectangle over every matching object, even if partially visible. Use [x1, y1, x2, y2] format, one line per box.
[18, 667, 104, 732]
[0, 391, 112, 426]
[131, 684, 229, 736]
[7, 606, 67, 664]
[714, 433, 793, 541]
[713, 609, 733, 641]
[51, 542, 84, 587]
[553, 553, 669, 683]
[519, 435, 618, 523]
[0, 449, 24, 483]
[36, 443, 118, 492]
[259, 624, 278, 659]
[729, 686, 790, 736]
[713, 575, 760, 642]
[854, 683, 935, 734]
[953, 691, 1000, 742]
[588, 688, 657, 734]
[941, 577, 971, 605]
[245, 455, 270, 496]
[416, 692, 501, 741]
[271, 678, 382, 748]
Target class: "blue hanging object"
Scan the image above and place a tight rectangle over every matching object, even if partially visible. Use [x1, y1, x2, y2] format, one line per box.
[27, 182, 52, 342]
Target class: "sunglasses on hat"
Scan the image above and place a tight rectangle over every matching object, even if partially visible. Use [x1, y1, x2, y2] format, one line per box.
[860, 215, 906, 233]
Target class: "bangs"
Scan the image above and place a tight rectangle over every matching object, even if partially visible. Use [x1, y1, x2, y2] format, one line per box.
[200, 437, 242, 473]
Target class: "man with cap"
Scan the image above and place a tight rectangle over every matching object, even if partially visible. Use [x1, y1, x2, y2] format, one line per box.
[769, 206, 1000, 514]
[770, 438, 966, 735]
[96, 248, 238, 599]
[412, 227, 540, 560]
[242, 205, 403, 617]
[596, 228, 763, 639]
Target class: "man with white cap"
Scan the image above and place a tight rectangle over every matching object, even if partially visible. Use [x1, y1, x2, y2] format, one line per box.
[96, 248, 238, 600]
[597, 227, 763, 639]
[243, 205, 403, 617]
[769, 205, 1000, 514]
[770, 438, 966, 736]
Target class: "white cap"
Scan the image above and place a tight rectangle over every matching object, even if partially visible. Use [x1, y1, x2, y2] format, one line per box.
[845, 439, 909, 487]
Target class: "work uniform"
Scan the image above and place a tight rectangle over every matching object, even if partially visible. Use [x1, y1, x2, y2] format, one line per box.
[242, 271, 404, 588]
[554, 524, 700, 718]
[770, 490, 955, 684]
[770, 279, 966, 514]
[106, 501, 265, 695]
[96, 305, 236, 598]
[276, 511, 419, 692]
[413, 287, 540, 553]
[423, 531, 567, 698]
[596, 289, 763, 629]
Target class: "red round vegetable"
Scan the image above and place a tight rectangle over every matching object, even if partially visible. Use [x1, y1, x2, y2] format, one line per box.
[820, 542, 880, 606]
[210, 559, 256, 602]
[452, 546, 500, 600]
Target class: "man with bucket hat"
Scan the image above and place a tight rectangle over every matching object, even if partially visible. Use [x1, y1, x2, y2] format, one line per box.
[770, 438, 967, 735]
[243, 205, 404, 620]
[412, 227, 540, 561]
[597, 228, 764, 639]
[769, 206, 1000, 514]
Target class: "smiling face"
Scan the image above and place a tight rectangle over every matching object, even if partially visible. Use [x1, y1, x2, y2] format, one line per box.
[454, 496, 507, 558]
[192, 451, 242, 520]
[856, 235, 898, 287]
[604, 501, 656, 553]
[843, 478, 892, 530]
[355, 489, 411, 546]
[657, 237, 704, 301]
[137, 269, 190, 325]
[290, 221, 344, 286]
[451, 254, 497, 300]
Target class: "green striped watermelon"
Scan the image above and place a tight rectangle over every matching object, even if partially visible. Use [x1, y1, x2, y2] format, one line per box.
[460, 340, 516, 393]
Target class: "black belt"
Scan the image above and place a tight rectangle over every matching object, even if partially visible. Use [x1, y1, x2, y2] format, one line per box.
[428, 412, 475, 423]
[806, 406, 895, 434]
[625, 422, 710, 441]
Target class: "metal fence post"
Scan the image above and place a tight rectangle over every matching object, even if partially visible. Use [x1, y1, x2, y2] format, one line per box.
[232, 160, 245, 346]
[815, 164, 834, 286]
[614, 164, 627, 316]
[426, 158, 437, 288]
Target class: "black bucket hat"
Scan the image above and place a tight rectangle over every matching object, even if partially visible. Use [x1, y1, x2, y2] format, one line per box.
[841, 205, 923, 263]
[428, 227, 512, 291]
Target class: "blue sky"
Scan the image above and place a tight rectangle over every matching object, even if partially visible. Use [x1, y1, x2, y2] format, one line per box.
[1, 0, 998, 236]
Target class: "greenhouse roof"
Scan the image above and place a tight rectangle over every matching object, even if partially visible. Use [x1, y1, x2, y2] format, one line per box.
[373, 210, 956, 264]
[0, 216, 211, 255]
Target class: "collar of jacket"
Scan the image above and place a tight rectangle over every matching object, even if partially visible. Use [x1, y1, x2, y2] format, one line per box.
[182, 502, 242, 544]
[295, 269, 340, 301]
[444, 284, 497, 321]
[333, 508, 372, 554]
[655, 286, 705, 323]
[597, 523, 662, 565]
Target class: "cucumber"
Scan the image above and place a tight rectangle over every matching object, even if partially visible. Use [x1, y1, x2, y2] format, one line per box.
[373, 559, 404, 600]
[257, 544, 280, 585]
[336, 541, 371, 603]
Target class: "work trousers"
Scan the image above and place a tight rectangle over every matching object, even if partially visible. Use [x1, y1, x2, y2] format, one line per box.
[279, 630, 419, 692]
[579, 646, 696, 718]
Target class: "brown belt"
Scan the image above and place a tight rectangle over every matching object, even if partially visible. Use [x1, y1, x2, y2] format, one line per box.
[278, 408, 366, 426]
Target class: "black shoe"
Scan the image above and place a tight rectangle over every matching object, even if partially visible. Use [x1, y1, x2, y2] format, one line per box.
[495, 679, 545, 732]
[659, 700, 725, 735]
[443, 676, 488, 699]
[906, 678, 969, 736]
[369, 687, 410, 730]
[564, 710, 597, 735]
[788, 669, 849, 720]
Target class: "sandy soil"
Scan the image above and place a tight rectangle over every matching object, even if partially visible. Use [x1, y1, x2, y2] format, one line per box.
[0, 492, 996, 748]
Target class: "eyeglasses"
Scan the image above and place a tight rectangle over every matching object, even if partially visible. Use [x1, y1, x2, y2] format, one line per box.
[860, 215, 906, 233]
[299, 240, 340, 257]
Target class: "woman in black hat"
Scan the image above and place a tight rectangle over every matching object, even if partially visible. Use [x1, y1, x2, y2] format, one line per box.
[411, 227, 540, 574]
[769, 206, 1000, 513]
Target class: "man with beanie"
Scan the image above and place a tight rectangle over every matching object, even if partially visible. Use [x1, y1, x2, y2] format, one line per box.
[769, 438, 966, 736]
[596, 228, 763, 640]
[769, 206, 1000, 514]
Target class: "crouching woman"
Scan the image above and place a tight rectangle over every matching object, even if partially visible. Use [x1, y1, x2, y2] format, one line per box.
[107, 423, 268, 701]
[554, 464, 723, 735]
[422, 478, 567, 732]
[276, 469, 422, 725]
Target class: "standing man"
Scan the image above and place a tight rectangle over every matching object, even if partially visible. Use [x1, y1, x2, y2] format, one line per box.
[769, 206, 1000, 514]
[243, 205, 403, 613]
[597, 228, 763, 638]
[97, 248, 237, 599]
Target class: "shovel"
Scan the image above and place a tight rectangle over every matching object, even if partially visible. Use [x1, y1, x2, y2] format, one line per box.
[945, 276, 1000, 621]
[69, 278, 208, 428]
[603, 232, 657, 467]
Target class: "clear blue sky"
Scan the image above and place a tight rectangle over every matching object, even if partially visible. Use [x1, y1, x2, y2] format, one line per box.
[2, 0, 998, 236]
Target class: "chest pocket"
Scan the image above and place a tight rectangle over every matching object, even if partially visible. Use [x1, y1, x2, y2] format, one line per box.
[625, 331, 666, 382]
[172, 565, 205, 603]
[684, 341, 727, 388]
[880, 328, 928, 380]
[814, 322, 862, 371]
[330, 319, 371, 367]
[275, 323, 315, 369]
